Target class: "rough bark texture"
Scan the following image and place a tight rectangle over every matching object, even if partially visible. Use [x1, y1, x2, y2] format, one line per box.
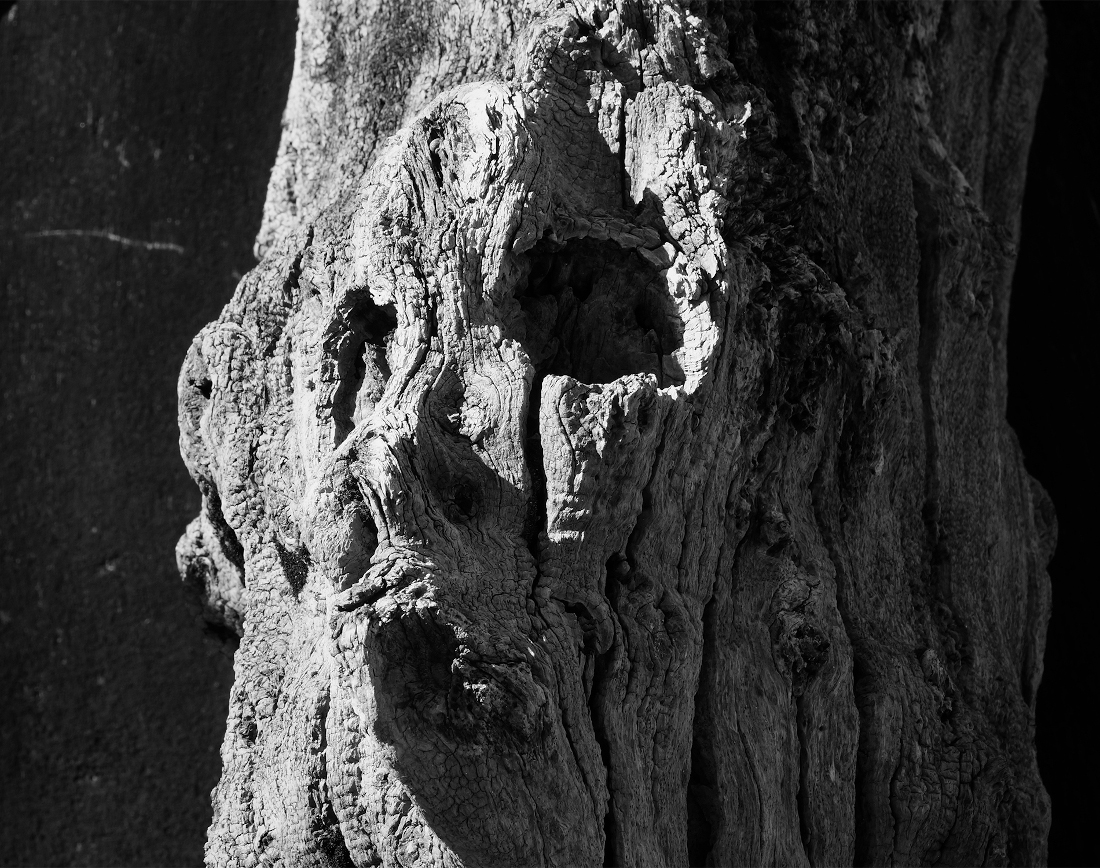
[177, 2, 1053, 865]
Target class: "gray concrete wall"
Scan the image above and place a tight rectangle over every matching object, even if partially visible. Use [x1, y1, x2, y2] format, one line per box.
[0, 4, 296, 864]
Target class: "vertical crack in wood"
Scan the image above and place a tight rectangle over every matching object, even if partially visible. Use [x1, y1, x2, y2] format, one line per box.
[686, 591, 719, 867]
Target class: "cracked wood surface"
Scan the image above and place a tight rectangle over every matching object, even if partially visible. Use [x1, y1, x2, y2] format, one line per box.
[177, 1, 1053, 865]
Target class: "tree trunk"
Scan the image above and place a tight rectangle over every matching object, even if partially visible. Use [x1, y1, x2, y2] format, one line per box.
[176, 1, 1053, 865]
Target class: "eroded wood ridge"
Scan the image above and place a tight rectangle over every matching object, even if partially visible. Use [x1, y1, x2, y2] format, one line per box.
[178, 1, 1052, 866]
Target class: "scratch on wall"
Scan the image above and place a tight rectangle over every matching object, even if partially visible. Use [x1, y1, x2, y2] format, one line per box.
[25, 229, 185, 254]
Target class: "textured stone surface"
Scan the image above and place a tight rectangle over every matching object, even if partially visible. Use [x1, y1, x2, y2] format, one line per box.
[0, 3, 297, 865]
[179, 1, 1053, 865]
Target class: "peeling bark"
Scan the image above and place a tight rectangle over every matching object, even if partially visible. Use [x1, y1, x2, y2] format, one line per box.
[177, 1, 1052, 865]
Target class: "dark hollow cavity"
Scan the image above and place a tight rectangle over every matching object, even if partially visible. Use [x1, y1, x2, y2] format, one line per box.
[513, 237, 686, 388]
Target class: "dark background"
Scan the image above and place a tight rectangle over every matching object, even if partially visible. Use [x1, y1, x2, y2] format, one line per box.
[0, 3, 298, 865]
[1007, 3, 1099, 866]
[0, 2, 1094, 866]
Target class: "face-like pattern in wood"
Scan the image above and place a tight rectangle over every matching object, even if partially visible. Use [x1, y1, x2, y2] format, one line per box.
[179, 9, 748, 861]
[177, 2, 1051, 865]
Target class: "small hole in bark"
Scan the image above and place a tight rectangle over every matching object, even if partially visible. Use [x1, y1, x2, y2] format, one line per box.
[428, 136, 445, 186]
[196, 377, 212, 399]
[334, 299, 398, 442]
[451, 483, 477, 518]
[238, 718, 257, 745]
[274, 540, 310, 596]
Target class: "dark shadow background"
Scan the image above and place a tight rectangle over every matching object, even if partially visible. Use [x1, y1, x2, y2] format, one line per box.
[0, 2, 297, 865]
[1007, 3, 1099, 867]
[0, 1, 1094, 866]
